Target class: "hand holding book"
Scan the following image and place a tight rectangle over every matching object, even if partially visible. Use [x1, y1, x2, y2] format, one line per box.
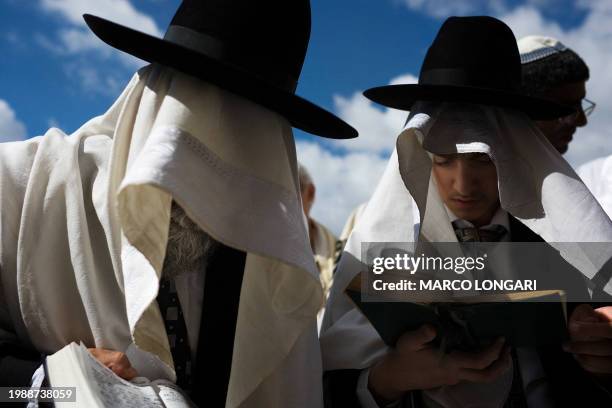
[46, 343, 196, 407]
[87, 348, 138, 380]
[346, 274, 569, 352]
[368, 325, 510, 404]
[564, 304, 612, 376]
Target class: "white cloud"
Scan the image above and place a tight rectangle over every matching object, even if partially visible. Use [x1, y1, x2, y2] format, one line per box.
[331, 73, 416, 155]
[32, 0, 160, 96]
[297, 141, 389, 235]
[47, 117, 60, 128]
[38, 0, 162, 68]
[58, 28, 112, 55]
[63, 61, 125, 96]
[0, 100, 27, 142]
[396, 0, 508, 18]
[304, 74, 416, 233]
[40, 0, 161, 36]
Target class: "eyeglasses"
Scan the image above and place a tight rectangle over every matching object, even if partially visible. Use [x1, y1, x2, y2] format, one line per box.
[582, 98, 596, 117]
[558, 98, 596, 124]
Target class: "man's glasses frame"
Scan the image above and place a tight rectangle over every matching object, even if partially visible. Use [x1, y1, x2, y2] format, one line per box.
[558, 97, 596, 124]
[582, 97, 596, 117]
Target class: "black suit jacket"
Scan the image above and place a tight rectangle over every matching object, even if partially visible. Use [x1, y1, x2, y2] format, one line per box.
[323, 217, 612, 407]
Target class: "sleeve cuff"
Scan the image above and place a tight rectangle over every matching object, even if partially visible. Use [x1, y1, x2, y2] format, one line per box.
[356, 368, 403, 408]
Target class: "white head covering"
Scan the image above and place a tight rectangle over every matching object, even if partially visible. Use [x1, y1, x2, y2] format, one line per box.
[518, 35, 569, 64]
[0, 65, 323, 407]
[320, 101, 612, 406]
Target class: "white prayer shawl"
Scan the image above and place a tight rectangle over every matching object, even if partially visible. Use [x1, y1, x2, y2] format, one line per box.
[578, 154, 612, 219]
[320, 102, 612, 407]
[0, 65, 324, 408]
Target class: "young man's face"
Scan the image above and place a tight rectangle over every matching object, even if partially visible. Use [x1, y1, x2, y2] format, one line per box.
[432, 153, 500, 227]
[535, 81, 588, 154]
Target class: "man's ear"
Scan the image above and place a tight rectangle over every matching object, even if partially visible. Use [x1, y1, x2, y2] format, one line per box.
[309, 184, 316, 202]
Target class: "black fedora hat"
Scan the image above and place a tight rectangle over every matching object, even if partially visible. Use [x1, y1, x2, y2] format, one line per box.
[84, 0, 357, 139]
[364, 16, 573, 119]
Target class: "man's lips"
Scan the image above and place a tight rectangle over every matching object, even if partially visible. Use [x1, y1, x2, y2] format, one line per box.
[450, 197, 480, 208]
[557, 127, 576, 142]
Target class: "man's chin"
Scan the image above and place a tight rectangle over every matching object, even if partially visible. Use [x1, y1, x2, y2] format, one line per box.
[553, 131, 573, 154]
[556, 143, 569, 154]
[448, 206, 483, 223]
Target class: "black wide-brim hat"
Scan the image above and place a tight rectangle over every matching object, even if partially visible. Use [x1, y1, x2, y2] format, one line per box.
[84, 0, 357, 139]
[364, 16, 573, 119]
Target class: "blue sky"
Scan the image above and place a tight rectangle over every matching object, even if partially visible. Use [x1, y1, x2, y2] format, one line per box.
[1, 0, 610, 233]
[0, 0, 439, 136]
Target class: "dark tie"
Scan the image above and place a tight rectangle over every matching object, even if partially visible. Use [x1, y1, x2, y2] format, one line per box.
[157, 277, 193, 392]
[454, 225, 508, 243]
[453, 224, 528, 407]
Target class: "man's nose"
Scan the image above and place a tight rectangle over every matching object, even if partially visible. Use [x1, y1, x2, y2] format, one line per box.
[575, 108, 587, 127]
[453, 161, 477, 195]
[560, 109, 587, 130]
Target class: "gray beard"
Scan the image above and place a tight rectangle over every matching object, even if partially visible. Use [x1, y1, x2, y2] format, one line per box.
[162, 202, 219, 280]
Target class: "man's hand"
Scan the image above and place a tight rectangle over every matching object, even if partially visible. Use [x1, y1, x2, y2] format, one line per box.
[88, 348, 138, 380]
[368, 324, 511, 403]
[564, 304, 612, 374]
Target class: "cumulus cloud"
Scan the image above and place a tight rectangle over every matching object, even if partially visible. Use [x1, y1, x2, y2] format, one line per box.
[33, 0, 161, 97]
[396, 0, 507, 18]
[0, 100, 27, 142]
[298, 73, 418, 233]
[297, 141, 389, 234]
[63, 61, 125, 96]
[38, 0, 162, 68]
[40, 0, 161, 34]
[331, 73, 417, 155]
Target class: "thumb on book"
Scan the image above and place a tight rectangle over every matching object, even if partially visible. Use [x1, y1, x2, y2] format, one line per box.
[397, 324, 437, 351]
[569, 303, 599, 323]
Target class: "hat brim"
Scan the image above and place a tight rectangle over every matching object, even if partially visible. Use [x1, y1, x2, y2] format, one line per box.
[83, 14, 357, 139]
[363, 84, 574, 120]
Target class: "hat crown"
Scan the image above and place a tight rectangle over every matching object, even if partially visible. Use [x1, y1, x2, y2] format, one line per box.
[169, 0, 310, 90]
[419, 16, 522, 91]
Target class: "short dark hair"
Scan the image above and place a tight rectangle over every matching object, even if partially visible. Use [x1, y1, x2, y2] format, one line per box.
[521, 49, 589, 96]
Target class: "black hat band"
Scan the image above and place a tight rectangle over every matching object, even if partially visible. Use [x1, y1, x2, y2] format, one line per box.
[420, 68, 520, 92]
[164, 25, 298, 92]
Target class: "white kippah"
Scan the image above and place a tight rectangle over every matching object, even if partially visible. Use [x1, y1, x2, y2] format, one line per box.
[517, 35, 568, 64]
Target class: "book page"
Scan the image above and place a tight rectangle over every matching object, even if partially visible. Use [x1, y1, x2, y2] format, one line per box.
[80, 344, 166, 408]
[49, 343, 194, 407]
[153, 380, 197, 408]
[48, 343, 99, 407]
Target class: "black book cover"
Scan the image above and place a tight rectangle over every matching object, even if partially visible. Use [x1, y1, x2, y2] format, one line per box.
[346, 286, 568, 352]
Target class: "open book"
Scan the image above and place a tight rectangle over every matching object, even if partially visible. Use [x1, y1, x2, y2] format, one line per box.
[46, 342, 196, 407]
[347, 275, 568, 353]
